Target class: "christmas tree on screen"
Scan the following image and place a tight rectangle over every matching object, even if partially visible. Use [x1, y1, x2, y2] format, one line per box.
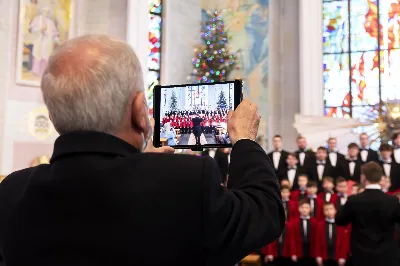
[189, 10, 239, 83]
[217, 91, 228, 109]
[170, 91, 178, 111]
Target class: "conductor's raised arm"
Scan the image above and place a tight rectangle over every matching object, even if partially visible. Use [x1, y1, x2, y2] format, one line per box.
[202, 100, 285, 265]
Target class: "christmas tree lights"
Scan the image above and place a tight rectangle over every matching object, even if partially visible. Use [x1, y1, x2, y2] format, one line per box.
[189, 10, 239, 83]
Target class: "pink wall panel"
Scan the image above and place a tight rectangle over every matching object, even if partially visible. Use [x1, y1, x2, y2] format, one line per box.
[12, 141, 53, 172]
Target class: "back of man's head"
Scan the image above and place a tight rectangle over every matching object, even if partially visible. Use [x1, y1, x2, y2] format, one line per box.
[41, 35, 144, 135]
[361, 161, 384, 184]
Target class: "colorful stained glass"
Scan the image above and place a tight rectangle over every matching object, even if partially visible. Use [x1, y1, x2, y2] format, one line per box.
[380, 1, 400, 49]
[381, 49, 400, 101]
[323, 1, 349, 53]
[148, 14, 162, 70]
[323, 54, 351, 106]
[324, 107, 351, 118]
[350, 0, 379, 52]
[147, 71, 160, 107]
[350, 51, 380, 105]
[148, 0, 162, 14]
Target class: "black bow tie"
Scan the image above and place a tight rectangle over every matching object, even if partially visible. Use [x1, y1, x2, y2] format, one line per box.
[317, 163, 325, 166]
[299, 150, 306, 153]
[394, 146, 400, 150]
[327, 221, 334, 225]
[288, 167, 296, 170]
[360, 148, 368, 151]
[348, 160, 356, 163]
[383, 161, 391, 165]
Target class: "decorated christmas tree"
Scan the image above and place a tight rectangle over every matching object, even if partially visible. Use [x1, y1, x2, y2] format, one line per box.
[190, 10, 239, 83]
[170, 91, 178, 111]
[217, 91, 228, 109]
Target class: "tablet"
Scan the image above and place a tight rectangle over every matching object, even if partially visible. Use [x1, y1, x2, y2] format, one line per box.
[153, 80, 243, 150]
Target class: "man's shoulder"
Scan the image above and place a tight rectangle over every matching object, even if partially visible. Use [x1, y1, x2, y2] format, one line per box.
[0, 165, 48, 195]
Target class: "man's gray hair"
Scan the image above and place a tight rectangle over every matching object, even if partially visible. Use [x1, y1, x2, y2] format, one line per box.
[41, 35, 144, 135]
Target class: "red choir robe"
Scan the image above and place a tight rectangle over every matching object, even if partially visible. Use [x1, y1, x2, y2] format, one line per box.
[290, 189, 308, 202]
[261, 223, 291, 258]
[387, 188, 400, 195]
[317, 191, 335, 203]
[315, 220, 349, 261]
[329, 193, 347, 212]
[288, 217, 318, 258]
[282, 199, 299, 221]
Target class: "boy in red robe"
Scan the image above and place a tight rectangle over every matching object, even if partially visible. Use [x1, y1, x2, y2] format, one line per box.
[261, 222, 291, 266]
[330, 177, 348, 212]
[306, 181, 324, 221]
[288, 199, 318, 266]
[281, 185, 299, 221]
[318, 176, 335, 203]
[290, 174, 308, 202]
[315, 202, 349, 266]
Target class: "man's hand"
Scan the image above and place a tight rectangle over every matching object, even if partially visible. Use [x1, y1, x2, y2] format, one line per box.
[291, 255, 297, 262]
[144, 118, 175, 154]
[316, 257, 323, 266]
[338, 258, 346, 266]
[227, 99, 260, 145]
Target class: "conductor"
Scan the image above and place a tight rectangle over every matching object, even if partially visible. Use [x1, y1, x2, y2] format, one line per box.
[192, 116, 203, 145]
[336, 162, 400, 266]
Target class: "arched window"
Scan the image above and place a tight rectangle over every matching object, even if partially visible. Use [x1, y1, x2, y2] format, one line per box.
[148, 0, 163, 113]
[323, 0, 400, 121]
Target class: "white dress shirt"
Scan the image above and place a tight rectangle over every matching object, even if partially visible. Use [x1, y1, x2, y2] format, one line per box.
[325, 191, 333, 202]
[287, 167, 296, 187]
[382, 158, 392, 177]
[365, 184, 381, 190]
[329, 152, 337, 167]
[349, 161, 356, 176]
[394, 148, 400, 164]
[316, 160, 325, 181]
[360, 148, 368, 162]
[273, 151, 281, 170]
[299, 152, 306, 166]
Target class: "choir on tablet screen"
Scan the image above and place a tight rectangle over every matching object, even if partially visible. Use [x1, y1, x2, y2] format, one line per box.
[257, 133, 400, 266]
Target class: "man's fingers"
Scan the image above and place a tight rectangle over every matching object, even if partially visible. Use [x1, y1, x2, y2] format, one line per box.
[150, 118, 155, 132]
[160, 146, 175, 154]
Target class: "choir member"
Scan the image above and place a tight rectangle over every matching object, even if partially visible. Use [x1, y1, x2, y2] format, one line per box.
[351, 183, 361, 196]
[261, 223, 291, 266]
[281, 185, 299, 221]
[306, 181, 324, 221]
[315, 203, 349, 266]
[318, 177, 335, 203]
[393, 133, 400, 164]
[267, 135, 289, 176]
[295, 136, 316, 168]
[327, 137, 345, 175]
[358, 133, 379, 164]
[379, 143, 400, 191]
[380, 176, 391, 194]
[280, 153, 302, 189]
[305, 146, 335, 187]
[330, 178, 348, 212]
[281, 179, 291, 188]
[288, 199, 318, 266]
[290, 174, 309, 202]
[337, 143, 362, 183]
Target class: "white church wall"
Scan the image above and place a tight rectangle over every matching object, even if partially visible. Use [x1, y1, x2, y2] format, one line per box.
[0, 0, 129, 174]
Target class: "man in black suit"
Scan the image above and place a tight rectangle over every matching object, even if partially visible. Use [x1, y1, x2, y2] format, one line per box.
[336, 162, 400, 266]
[337, 143, 362, 183]
[305, 146, 335, 188]
[192, 116, 203, 145]
[379, 143, 400, 191]
[0, 35, 285, 266]
[202, 148, 229, 185]
[279, 153, 302, 189]
[326, 137, 345, 177]
[393, 133, 400, 164]
[267, 135, 289, 176]
[295, 136, 315, 168]
[358, 133, 379, 164]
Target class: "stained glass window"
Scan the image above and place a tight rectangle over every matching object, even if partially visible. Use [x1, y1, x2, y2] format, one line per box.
[147, 0, 163, 113]
[323, 0, 400, 120]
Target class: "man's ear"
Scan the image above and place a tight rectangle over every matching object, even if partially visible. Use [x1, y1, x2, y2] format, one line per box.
[131, 92, 148, 133]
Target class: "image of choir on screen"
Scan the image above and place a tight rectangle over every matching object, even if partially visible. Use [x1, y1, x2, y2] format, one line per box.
[160, 83, 234, 146]
[253, 132, 400, 266]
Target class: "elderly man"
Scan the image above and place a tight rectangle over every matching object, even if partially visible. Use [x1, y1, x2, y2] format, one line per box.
[0, 35, 284, 266]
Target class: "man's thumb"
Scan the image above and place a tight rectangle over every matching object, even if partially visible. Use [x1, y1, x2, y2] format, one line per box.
[227, 110, 234, 121]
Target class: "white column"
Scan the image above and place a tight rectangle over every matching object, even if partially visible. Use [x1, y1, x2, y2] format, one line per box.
[126, 0, 148, 87]
[299, 0, 324, 116]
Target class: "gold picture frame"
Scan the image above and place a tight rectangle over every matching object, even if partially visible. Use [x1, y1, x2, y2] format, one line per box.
[16, 0, 75, 87]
